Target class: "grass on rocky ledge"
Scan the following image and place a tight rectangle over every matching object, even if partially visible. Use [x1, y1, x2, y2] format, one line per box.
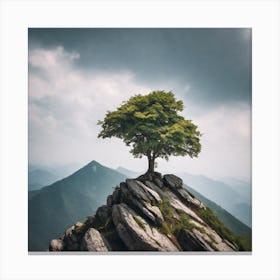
[197, 206, 251, 251]
[158, 198, 206, 237]
[157, 197, 252, 251]
[133, 216, 146, 230]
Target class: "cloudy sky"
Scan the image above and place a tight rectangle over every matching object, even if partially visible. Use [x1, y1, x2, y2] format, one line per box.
[28, 28, 251, 179]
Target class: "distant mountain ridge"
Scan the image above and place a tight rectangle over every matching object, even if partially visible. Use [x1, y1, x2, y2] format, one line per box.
[219, 176, 251, 202]
[28, 169, 60, 190]
[177, 172, 252, 227]
[28, 160, 126, 251]
[116, 166, 140, 178]
[28, 163, 80, 190]
[184, 185, 251, 238]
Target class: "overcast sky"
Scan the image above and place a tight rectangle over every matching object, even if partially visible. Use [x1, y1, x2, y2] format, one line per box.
[28, 28, 251, 179]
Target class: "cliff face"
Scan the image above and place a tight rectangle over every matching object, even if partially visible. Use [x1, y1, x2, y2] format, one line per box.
[49, 173, 238, 252]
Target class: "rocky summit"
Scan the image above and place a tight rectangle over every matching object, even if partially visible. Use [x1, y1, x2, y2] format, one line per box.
[49, 173, 238, 252]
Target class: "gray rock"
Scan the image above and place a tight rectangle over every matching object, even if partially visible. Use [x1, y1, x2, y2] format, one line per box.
[75, 221, 84, 227]
[176, 188, 204, 209]
[96, 205, 111, 223]
[112, 203, 178, 251]
[107, 195, 113, 206]
[64, 238, 80, 251]
[131, 198, 164, 226]
[125, 179, 162, 204]
[145, 180, 166, 198]
[119, 181, 163, 225]
[163, 174, 183, 190]
[144, 203, 164, 225]
[65, 226, 78, 242]
[49, 239, 64, 251]
[63, 225, 80, 250]
[223, 239, 238, 251]
[136, 172, 162, 183]
[154, 177, 164, 189]
[85, 215, 96, 226]
[65, 225, 74, 236]
[111, 187, 121, 204]
[81, 228, 110, 251]
[166, 190, 205, 224]
[177, 229, 214, 251]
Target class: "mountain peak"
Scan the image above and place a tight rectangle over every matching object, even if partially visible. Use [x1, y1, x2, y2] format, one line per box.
[49, 173, 246, 252]
[85, 160, 102, 168]
[67, 160, 116, 178]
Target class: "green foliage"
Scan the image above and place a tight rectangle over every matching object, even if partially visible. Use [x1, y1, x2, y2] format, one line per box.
[158, 198, 251, 251]
[197, 207, 251, 251]
[158, 198, 198, 235]
[133, 216, 146, 230]
[158, 198, 175, 217]
[185, 185, 252, 239]
[98, 90, 201, 173]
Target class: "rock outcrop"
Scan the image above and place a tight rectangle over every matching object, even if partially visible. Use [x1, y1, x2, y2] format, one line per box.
[49, 174, 238, 252]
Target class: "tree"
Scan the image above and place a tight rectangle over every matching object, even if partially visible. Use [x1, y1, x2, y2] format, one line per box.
[98, 90, 201, 175]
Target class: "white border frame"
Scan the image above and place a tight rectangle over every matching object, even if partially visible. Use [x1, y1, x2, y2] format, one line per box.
[1, 1, 279, 280]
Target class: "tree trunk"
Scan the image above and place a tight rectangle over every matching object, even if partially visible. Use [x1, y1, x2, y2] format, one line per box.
[147, 155, 155, 174]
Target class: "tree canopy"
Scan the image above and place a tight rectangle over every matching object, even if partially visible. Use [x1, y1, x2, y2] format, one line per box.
[98, 90, 201, 174]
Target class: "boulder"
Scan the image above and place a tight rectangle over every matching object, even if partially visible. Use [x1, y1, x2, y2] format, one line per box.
[111, 187, 121, 204]
[177, 229, 214, 251]
[81, 228, 110, 251]
[112, 203, 178, 251]
[49, 239, 64, 251]
[136, 172, 162, 183]
[144, 203, 164, 225]
[176, 188, 204, 209]
[64, 238, 79, 250]
[223, 239, 238, 251]
[190, 228, 236, 252]
[85, 215, 96, 226]
[154, 177, 164, 189]
[163, 174, 183, 190]
[65, 225, 75, 236]
[107, 195, 113, 206]
[144, 180, 166, 198]
[96, 205, 111, 223]
[166, 190, 205, 224]
[119, 181, 164, 225]
[63, 225, 80, 250]
[125, 179, 162, 204]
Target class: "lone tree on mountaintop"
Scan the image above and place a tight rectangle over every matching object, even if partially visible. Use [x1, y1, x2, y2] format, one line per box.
[98, 90, 201, 175]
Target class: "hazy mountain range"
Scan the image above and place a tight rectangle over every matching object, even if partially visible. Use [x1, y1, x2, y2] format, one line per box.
[184, 185, 251, 238]
[28, 161, 125, 251]
[28, 163, 80, 190]
[177, 172, 251, 227]
[28, 160, 251, 251]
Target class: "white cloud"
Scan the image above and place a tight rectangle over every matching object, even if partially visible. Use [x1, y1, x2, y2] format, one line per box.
[29, 46, 251, 179]
[29, 47, 151, 166]
[196, 105, 251, 178]
[158, 104, 251, 179]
